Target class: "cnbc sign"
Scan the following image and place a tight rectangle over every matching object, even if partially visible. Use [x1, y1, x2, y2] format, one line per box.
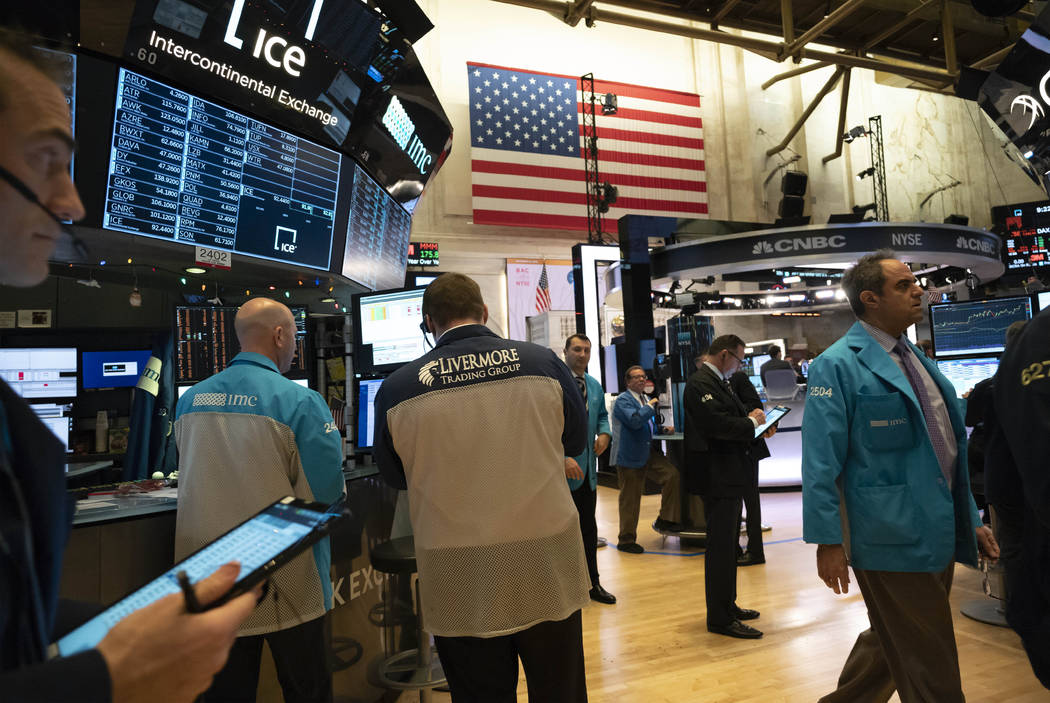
[382, 96, 433, 175]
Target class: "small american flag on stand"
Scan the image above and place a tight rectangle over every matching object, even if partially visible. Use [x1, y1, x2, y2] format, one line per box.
[467, 62, 707, 231]
[535, 263, 552, 313]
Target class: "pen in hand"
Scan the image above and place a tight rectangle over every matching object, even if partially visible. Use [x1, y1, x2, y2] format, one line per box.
[176, 570, 204, 613]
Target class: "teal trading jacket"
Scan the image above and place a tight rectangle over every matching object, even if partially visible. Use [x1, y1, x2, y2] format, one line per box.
[567, 372, 611, 491]
[801, 322, 981, 573]
[175, 352, 345, 635]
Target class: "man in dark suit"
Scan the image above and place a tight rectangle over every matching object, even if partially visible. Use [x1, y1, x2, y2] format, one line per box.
[728, 370, 770, 566]
[563, 334, 616, 604]
[684, 335, 772, 639]
[759, 345, 792, 386]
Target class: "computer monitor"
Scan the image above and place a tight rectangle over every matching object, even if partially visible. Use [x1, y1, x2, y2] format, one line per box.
[0, 347, 77, 399]
[929, 296, 1033, 358]
[800, 359, 809, 377]
[82, 350, 152, 389]
[750, 354, 771, 376]
[29, 403, 72, 453]
[1037, 290, 1050, 311]
[352, 288, 427, 372]
[355, 377, 384, 450]
[935, 357, 1000, 398]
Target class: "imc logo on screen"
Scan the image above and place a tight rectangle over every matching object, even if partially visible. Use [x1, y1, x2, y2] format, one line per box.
[381, 96, 433, 175]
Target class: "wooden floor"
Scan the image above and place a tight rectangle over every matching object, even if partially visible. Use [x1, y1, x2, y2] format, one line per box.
[416, 488, 1046, 703]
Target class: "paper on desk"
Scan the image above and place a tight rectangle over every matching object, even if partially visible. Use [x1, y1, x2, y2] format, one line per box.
[77, 499, 117, 510]
[146, 487, 179, 499]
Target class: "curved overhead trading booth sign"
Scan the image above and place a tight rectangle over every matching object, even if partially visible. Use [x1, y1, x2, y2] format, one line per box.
[649, 222, 1004, 283]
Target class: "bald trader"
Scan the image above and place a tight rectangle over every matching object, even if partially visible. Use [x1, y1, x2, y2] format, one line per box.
[175, 298, 345, 703]
[0, 27, 263, 703]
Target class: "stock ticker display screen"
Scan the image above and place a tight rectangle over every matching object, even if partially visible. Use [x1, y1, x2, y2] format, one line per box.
[929, 296, 1033, 358]
[340, 162, 412, 291]
[993, 200, 1050, 271]
[103, 69, 340, 271]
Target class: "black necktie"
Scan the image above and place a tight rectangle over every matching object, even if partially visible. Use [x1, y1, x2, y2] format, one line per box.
[575, 376, 587, 403]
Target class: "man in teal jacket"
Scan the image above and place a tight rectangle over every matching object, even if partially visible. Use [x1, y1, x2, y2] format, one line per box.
[563, 334, 616, 604]
[802, 251, 998, 703]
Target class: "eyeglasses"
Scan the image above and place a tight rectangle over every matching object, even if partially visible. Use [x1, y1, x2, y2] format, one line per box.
[727, 350, 745, 365]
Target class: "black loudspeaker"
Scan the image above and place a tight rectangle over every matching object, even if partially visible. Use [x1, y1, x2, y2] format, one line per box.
[781, 171, 808, 196]
[970, 0, 1028, 17]
[955, 67, 990, 101]
[944, 214, 970, 226]
[373, 0, 434, 44]
[778, 196, 805, 219]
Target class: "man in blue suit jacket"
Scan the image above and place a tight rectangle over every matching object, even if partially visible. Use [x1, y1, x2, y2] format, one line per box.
[802, 251, 999, 703]
[611, 366, 680, 554]
[563, 334, 616, 604]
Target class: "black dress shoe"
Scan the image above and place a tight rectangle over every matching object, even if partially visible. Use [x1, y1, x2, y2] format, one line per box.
[708, 620, 763, 639]
[616, 542, 645, 554]
[737, 553, 766, 566]
[652, 518, 682, 532]
[732, 606, 760, 621]
[589, 584, 617, 604]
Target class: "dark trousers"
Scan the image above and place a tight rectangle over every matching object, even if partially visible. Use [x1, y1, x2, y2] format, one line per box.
[571, 481, 600, 588]
[737, 458, 763, 558]
[702, 494, 743, 627]
[433, 609, 587, 703]
[203, 615, 332, 703]
[818, 565, 961, 703]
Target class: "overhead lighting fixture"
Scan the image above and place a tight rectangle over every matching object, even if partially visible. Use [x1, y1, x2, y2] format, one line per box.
[597, 181, 618, 214]
[852, 202, 876, 216]
[834, 289, 847, 300]
[788, 294, 807, 302]
[856, 167, 875, 181]
[601, 92, 618, 115]
[184, 266, 207, 274]
[815, 289, 836, 299]
[320, 297, 336, 303]
[1024, 150, 1034, 159]
[782, 275, 802, 284]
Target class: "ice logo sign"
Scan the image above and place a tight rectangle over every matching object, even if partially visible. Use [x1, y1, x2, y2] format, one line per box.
[223, 0, 326, 77]
[381, 96, 433, 175]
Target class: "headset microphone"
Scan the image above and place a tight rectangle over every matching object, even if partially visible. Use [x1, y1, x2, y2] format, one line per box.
[0, 163, 89, 259]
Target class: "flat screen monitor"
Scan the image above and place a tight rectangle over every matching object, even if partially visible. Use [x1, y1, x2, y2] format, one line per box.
[102, 68, 340, 271]
[0, 348, 77, 399]
[929, 296, 1033, 358]
[340, 161, 413, 291]
[174, 305, 308, 384]
[936, 357, 1001, 398]
[355, 377, 384, 450]
[30, 403, 72, 453]
[750, 354, 771, 376]
[992, 200, 1050, 271]
[353, 288, 426, 371]
[1037, 290, 1050, 311]
[82, 350, 152, 389]
[748, 375, 764, 394]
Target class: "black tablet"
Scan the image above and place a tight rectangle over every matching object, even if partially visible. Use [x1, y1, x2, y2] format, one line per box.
[754, 405, 791, 438]
[54, 496, 344, 657]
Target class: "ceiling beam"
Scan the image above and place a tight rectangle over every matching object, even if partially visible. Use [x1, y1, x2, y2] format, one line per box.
[780, 0, 868, 59]
[822, 68, 853, 164]
[781, 0, 795, 44]
[861, 0, 940, 50]
[564, 0, 596, 27]
[971, 44, 1014, 70]
[940, 0, 958, 75]
[766, 66, 845, 156]
[761, 60, 832, 90]
[490, 0, 956, 84]
[712, 0, 745, 25]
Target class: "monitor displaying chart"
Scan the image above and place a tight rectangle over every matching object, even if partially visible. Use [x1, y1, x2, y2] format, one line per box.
[340, 162, 412, 291]
[103, 68, 340, 270]
[935, 357, 1000, 398]
[929, 296, 1033, 357]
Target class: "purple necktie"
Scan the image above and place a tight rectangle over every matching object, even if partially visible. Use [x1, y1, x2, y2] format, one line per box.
[893, 340, 952, 486]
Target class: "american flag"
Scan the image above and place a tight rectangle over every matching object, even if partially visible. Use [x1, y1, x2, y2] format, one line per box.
[535, 263, 552, 313]
[467, 62, 707, 231]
